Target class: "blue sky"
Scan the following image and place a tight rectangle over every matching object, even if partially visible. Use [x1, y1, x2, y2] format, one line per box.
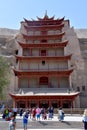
[0, 0, 87, 29]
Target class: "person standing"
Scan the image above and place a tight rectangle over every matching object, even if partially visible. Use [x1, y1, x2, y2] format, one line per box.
[23, 111, 29, 130]
[9, 114, 16, 130]
[0, 103, 5, 114]
[32, 107, 36, 120]
[58, 107, 65, 122]
[13, 107, 17, 118]
[48, 106, 54, 119]
[19, 108, 23, 117]
[82, 109, 87, 130]
[5, 106, 9, 121]
[36, 106, 41, 121]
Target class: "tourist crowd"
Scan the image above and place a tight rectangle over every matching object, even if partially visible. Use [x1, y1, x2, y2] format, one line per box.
[0, 104, 66, 130]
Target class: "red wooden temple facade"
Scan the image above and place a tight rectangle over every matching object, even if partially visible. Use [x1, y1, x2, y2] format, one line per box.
[10, 14, 79, 108]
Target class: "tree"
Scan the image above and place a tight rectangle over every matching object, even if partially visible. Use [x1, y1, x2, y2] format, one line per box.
[0, 56, 10, 99]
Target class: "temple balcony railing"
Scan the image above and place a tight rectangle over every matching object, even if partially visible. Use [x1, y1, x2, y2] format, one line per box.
[13, 87, 75, 94]
[26, 31, 64, 36]
[22, 54, 65, 57]
[17, 38, 65, 44]
[18, 68, 69, 71]
[23, 23, 64, 31]
[22, 32, 65, 40]
[15, 54, 71, 60]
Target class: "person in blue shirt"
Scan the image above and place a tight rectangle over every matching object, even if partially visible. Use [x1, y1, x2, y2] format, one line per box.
[82, 109, 87, 130]
[23, 111, 29, 130]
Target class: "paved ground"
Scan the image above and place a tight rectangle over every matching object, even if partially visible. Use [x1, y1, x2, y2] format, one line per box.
[0, 114, 84, 130]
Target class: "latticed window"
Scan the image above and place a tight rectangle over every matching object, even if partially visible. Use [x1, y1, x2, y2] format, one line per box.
[55, 30, 61, 34]
[20, 61, 29, 70]
[23, 48, 30, 56]
[48, 30, 54, 35]
[55, 39, 61, 43]
[34, 40, 40, 44]
[35, 31, 40, 35]
[28, 31, 33, 35]
[48, 39, 54, 43]
[28, 40, 33, 44]
[19, 78, 28, 88]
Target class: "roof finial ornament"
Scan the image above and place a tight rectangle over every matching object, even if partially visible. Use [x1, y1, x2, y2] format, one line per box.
[44, 10, 48, 20]
[45, 10, 47, 16]
[37, 11, 55, 21]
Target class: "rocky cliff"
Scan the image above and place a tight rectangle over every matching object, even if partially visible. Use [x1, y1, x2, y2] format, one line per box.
[0, 28, 19, 66]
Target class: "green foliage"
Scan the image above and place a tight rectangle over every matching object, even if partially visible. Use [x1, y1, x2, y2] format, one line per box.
[0, 56, 10, 99]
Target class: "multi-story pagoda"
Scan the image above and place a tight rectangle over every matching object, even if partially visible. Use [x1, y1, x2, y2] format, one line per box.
[10, 13, 79, 108]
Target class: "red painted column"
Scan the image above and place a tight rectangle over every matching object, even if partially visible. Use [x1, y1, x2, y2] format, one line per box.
[13, 99, 16, 108]
[55, 48, 56, 56]
[71, 99, 74, 108]
[46, 49, 48, 56]
[25, 100, 28, 108]
[18, 77, 20, 89]
[58, 77, 60, 88]
[28, 77, 29, 88]
[48, 62, 50, 88]
[49, 100, 52, 107]
[19, 60, 20, 69]
[57, 100, 59, 108]
[38, 63, 39, 71]
[38, 76, 40, 88]
[30, 48, 32, 56]
[60, 99, 63, 108]
[38, 60, 40, 88]
[39, 48, 40, 56]
[37, 100, 40, 107]
[48, 75, 50, 88]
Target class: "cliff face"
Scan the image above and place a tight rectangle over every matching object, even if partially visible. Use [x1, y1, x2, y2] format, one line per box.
[0, 28, 19, 66]
[0, 28, 18, 36]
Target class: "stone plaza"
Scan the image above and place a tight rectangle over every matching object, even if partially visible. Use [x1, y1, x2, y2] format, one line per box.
[0, 114, 84, 130]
